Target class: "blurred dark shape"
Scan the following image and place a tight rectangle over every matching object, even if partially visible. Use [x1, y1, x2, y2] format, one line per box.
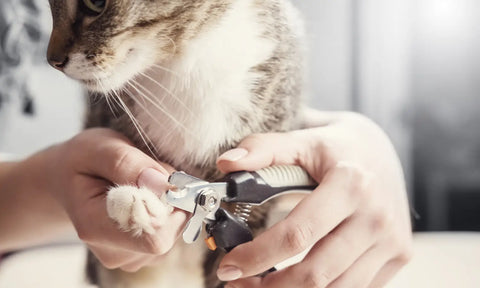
[0, 0, 43, 116]
[22, 94, 35, 116]
[449, 188, 480, 231]
[412, 0, 480, 231]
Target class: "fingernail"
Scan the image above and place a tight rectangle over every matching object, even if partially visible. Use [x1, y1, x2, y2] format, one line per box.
[217, 265, 242, 281]
[218, 148, 248, 162]
[137, 168, 170, 196]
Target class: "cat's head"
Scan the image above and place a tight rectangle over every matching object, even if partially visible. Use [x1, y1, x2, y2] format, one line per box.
[47, 0, 217, 93]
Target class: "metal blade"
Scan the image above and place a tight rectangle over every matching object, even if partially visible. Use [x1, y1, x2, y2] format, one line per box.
[182, 204, 210, 243]
[166, 172, 209, 213]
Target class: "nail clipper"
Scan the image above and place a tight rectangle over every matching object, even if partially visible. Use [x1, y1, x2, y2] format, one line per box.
[166, 165, 317, 252]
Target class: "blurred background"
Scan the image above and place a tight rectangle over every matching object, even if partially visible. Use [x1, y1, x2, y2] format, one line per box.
[297, 0, 480, 232]
[1, 0, 479, 232]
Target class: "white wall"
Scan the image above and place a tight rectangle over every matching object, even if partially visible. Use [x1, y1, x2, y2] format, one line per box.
[297, 0, 413, 190]
[296, 1, 353, 110]
[0, 69, 85, 157]
[0, 1, 85, 157]
[356, 0, 414, 191]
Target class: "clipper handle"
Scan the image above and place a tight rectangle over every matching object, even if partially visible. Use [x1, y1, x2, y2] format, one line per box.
[205, 208, 253, 252]
[222, 165, 317, 204]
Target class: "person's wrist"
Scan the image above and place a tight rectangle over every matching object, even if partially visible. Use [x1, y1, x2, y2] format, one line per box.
[17, 145, 64, 201]
[0, 161, 20, 193]
[0, 148, 74, 251]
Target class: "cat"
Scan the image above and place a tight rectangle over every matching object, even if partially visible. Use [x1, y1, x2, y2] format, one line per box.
[47, 0, 305, 287]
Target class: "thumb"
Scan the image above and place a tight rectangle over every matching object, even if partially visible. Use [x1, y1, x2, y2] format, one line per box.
[216, 132, 306, 174]
[69, 128, 173, 191]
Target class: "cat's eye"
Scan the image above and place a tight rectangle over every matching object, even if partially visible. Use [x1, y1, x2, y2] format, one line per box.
[81, 0, 106, 15]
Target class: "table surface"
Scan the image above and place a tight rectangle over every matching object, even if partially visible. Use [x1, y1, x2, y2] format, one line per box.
[0, 232, 479, 288]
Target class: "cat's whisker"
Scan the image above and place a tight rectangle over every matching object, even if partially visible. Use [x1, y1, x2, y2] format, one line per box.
[123, 83, 170, 136]
[137, 71, 194, 116]
[113, 88, 160, 160]
[125, 80, 182, 141]
[163, 35, 177, 55]
[149, 63, 180, 77]
[127, 83, 187, 143]
[88, 90, 103, 106]
[99, 58, 193, 139]
[127, 79, 199, 141]
[135, 72, 170, 107]
[95, 69, 122, 111]
[126, 79, 148, 108]
[128, 78, 184, 125]
[104, 93, 118, 117]
[96, 66, 160, 159]
[93, 72, 118, 117]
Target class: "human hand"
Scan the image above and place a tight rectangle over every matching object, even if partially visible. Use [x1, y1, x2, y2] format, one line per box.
[215, 112, 413, 288]
[46, 128, 186, 272]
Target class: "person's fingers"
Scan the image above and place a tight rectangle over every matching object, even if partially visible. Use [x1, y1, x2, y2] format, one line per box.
[216, 132, 313, 174]
[67, 128, 171, 187]
[71, 177, 187, 254]
[227, 245, 393, 288]
[60, 129, 187, 255]
[329, 241, 411, 288]
[119, 251, 179, 273]
[227, 209, 383, 288]
[368, 254, 412, 288]
[137, 168, 173, 197]
[119, 255, 159, 273]
[89, 245, 162, 273]
[265, 217, 380, 287]
[217, 162, 372, 281]
[326, 247, 391, 288]
[88, 245, 142, 270]
[225, 276, 262, 288]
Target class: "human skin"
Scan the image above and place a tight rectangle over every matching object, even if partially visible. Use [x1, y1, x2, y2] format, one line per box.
[216, 111, 413, 288]
[0, 129, 184, 270]
[0, 110, 412, 286]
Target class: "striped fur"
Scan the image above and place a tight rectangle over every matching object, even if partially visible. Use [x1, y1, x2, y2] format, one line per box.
[48, 0, 304, 287]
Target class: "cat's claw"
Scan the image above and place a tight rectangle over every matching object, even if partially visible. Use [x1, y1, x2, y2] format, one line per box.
[106, 185, 173, 237]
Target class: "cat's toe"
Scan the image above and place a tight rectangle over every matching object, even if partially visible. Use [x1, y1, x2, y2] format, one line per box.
[106, 185, 172, 236]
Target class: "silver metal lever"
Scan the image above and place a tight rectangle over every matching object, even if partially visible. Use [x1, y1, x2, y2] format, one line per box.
[182, 189, 221, 243]
[166, 172, 227, 243]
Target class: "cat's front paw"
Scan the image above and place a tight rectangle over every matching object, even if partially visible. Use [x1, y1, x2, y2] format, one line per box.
[106, 185, 173, 237]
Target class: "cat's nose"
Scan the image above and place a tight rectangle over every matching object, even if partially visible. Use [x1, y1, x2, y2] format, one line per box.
[47, 28, 73, 71]
[48, 54, 69, 71]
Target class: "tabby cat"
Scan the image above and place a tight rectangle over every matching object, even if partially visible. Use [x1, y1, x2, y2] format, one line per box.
[47, 0, 304, 287]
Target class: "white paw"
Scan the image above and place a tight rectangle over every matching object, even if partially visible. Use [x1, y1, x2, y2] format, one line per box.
[106, 185, 173, 237]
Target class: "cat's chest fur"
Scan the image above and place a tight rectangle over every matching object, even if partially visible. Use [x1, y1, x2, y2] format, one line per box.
[134, 1, 275, 169]
[98, 0, 301, 178]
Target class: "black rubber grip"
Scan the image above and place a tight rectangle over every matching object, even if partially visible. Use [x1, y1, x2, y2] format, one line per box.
[222, 166, 317, 204]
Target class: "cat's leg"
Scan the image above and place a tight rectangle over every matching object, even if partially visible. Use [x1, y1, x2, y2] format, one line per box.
[106, 185, 172, 237]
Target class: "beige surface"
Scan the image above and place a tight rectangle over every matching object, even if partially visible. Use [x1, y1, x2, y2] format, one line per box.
[0, 244, 93, 288]
[388, 232, 480, 288]
[0, 232, 479, 288]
